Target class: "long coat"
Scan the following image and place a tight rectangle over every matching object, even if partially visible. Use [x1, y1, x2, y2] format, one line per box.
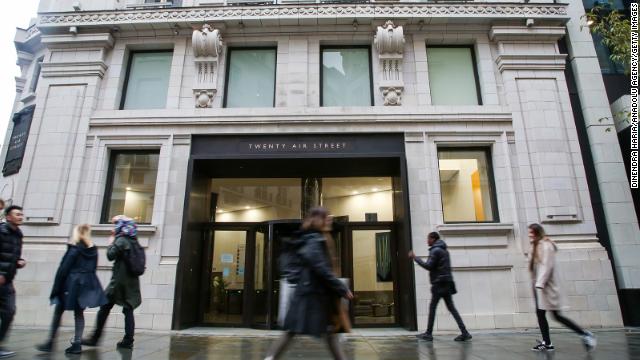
[105, 236, 141, 309]
[284, 231, 348, 337]
[50, 243, 107, 310]
[529, 238, 563, 311]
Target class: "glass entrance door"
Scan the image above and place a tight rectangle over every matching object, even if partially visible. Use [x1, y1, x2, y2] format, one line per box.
[203, 230, 248, 325]
[350, 227, 397, 326]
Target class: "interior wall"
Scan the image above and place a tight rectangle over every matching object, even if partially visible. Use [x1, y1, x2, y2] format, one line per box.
[323, 190, 393, 221]
[352, 230, 394, 292]
[439, 159, 479, 221]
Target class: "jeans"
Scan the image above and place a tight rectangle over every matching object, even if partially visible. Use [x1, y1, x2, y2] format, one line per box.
[92, 302, 135, 341]
[426, 292, 467, 335]
[48, 303, 85, 343]
[0, 283, 16, 343]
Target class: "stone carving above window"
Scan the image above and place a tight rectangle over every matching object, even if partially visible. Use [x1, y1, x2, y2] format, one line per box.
[374, 21, 404, 106]
[192, 24, 223, 108]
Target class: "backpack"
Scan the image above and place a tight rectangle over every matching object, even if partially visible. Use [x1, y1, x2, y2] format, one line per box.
[123, 237, 146, 276]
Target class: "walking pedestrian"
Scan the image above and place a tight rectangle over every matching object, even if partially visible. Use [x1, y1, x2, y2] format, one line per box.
[527, 223, 596, 352]
[265, 207, 353, 360]
[36, 224, 107, 354]
[0, 205, 26, 358]
[409, 231, 471, 342]
[82, 216, 142, 349]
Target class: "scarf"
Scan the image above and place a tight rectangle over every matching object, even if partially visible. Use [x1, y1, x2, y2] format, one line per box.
[114, 217, 137, 238]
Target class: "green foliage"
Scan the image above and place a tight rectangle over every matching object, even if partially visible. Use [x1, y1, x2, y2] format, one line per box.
[583, 5, 633, 75]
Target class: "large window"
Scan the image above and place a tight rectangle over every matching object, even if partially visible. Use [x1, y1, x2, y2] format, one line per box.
[102, 150, 160, 224]
[321, 47, 373, 106]
[224, 48, 277, 108]
[120, 51, 173, 110]
[438, 149, 498, 223]
[427, 46, 481, 105]
[321, 177, 393, 221]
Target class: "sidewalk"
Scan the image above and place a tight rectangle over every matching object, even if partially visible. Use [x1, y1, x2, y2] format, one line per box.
[4, 328, 639, 359]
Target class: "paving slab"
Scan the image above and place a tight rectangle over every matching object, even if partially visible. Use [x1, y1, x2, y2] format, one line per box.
[2, 328, 638, 359]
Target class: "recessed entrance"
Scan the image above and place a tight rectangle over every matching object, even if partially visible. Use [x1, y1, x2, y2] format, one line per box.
[174, 134, 416, 330]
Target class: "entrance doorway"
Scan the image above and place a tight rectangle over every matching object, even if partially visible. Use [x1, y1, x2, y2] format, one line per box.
[200, 220, 398, 329]
[174, 134, 416, 331]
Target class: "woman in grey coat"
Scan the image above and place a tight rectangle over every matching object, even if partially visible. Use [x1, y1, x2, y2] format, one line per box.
[528, 223, 596, 352]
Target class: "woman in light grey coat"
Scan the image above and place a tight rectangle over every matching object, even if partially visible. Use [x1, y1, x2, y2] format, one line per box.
[528, 223, 596, 352]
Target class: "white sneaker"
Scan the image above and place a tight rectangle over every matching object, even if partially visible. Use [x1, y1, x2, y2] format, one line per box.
[0, 349, 16, 358]
[582, 331, 597, 352]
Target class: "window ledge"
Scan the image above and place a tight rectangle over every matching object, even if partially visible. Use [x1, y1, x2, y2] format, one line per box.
[20, 92, 36, 103]
[436, 223, 513, 236]
[91, 223, 157, 235]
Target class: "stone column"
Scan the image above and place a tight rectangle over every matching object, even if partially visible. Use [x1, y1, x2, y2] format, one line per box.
[564, 0, 640, 324]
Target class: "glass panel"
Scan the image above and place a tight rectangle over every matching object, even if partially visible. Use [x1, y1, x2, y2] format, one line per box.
[438, 149, 497, 223]
[226, 49, 276, 108]
[352, 229, 395, 325]
[322, 48, 372, 106]
[205, 230, 247, 324]
[253, 229, 268, 325]
[104, 152, 159, 224]
[427, 47, 479, 105]
[212, 178, 302, 222]
[122, 52, 173, 109]
[321, 177, 393, 221]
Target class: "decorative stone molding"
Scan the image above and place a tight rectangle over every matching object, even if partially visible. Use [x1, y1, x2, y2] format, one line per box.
[491, 26, 567, 72]
[192, 24, 223, 108]
[38, 4, 569, 30]
[374, 20, 404, 106]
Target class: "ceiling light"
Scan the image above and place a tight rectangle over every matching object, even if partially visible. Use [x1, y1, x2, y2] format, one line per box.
[217, 209, 224, 213]
[372, 188, 379, 192]
[351, 191, 359, 195]
[126, 187, 132, 191]
[245, 206, 251, 209]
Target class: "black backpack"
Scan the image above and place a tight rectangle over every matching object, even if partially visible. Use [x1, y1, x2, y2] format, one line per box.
[123, 237, 146, 276]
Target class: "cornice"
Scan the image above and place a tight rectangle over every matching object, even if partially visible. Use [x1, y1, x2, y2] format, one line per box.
[38, 3, 569, 30]
[41, 61, 109, 78]
[496, 54, 567, 72]
[489, 25, 566, 41]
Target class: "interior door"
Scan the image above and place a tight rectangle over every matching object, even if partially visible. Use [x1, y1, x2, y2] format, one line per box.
[251, 224, 269, 327]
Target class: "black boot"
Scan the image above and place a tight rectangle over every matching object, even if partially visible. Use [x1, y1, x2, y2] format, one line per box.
[35, 340, 54, 352]
[65, 342, 82, 354]
[416, 332, 433, 341]
[454, 332, 472, 342]
[81, 334, 99, 347]
[117, 338, 134, 349]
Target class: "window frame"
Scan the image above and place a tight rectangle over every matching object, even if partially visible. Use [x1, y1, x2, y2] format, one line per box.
[223, 47, 278, 108]
[320, 45, 374, 107]
[436, 146, 499, 224]
[119, 49, 174, 110]
[426, 45, 483, 106]
[100, 149, 161, 224]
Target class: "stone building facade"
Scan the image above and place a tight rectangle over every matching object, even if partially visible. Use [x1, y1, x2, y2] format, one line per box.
[1, 0, 638, 332]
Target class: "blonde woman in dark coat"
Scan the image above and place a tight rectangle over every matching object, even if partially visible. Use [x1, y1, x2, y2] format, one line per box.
[528, 223, 596, 352]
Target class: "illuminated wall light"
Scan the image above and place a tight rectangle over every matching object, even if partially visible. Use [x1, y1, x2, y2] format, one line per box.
[126, 187, 132, 191]
[245, 206, 251, 209]
[372, 188, 379, 192]
[351, 191, 359, 195]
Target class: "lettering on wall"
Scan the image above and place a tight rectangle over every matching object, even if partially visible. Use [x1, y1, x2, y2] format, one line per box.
[240, 141, 350, 153]
[3, 105, 35, 177]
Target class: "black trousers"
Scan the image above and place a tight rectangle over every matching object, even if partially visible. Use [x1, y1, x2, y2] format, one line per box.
[0, 283, 15, 343]
[426, 291, 467, 335]
[92, 302, 135, 341]
[47, 303, 85, 343]
[534, 292, 586, 344]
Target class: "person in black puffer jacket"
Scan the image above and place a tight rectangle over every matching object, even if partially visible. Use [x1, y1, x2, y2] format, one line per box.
[0, 205, 25, 359]
[409, 232, 471, 342]
[265, 207, 353, 360]
[36, 224, 107, 354]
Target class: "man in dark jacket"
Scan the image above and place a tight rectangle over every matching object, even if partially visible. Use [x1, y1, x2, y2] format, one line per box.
[409, 231, 471, 342]
[0, 205, 26, 358]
